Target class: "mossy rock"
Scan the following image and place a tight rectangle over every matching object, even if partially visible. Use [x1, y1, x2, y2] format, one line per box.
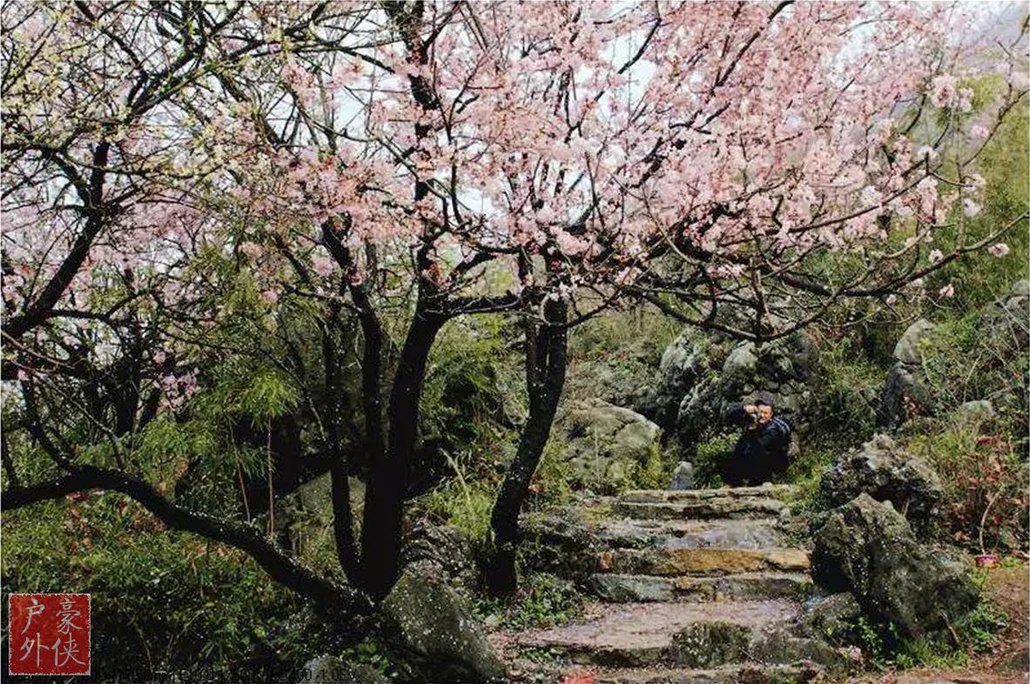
[380, 567, 506, 683]
[300, 655, 388, 683]
[811, 494, 978, 641]
[668, 621, 750, 668]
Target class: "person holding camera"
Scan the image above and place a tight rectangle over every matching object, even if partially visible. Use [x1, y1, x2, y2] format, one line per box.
[719, 399, 792, 486]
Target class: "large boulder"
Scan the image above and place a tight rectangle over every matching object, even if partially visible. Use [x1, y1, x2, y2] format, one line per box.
[263, 472, 365, 556]
[637, 332, 715, 433]
[817, 434, 942, 532]
[559, 399, 662, 493]
[877, 319, 939, 428]
[669, 461, 695, 490]
[380, 567, 506, 683]
[811, 494, 978, 640]
[988, 279, 1030, 328]
[794, 593, 864, 645]
[956, 399, 996, 426]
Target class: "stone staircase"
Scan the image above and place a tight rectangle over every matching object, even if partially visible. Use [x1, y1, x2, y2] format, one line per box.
[505, 484, 824, 683]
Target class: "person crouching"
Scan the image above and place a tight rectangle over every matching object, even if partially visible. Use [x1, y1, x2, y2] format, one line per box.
[718, 399, 792, 486]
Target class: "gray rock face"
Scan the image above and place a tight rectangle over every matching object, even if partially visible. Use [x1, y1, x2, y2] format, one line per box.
[300, 656, 388, 684]
[642, 330, 818, 455]
[795, 593, 864, 644]
[956, 399, 996, 425]
[589, 574, 675, 603]
[381, 567, 506, 683]
[877, 362, 936, 428]
[878, 320, 941, 428]
[818, 434, 942, 532]
[722, 343, 759, 376]
[750, 625, 852, 671]
[892, 319, 937, 364]
[402, 523, 478, 590]
[638, 332, 711, 432]
[669, 461, 695, 490]
[679, 337, 816, 450]
[560, 399, 663, 493]
[811, 494, 978, 640]
[990, 279, 1030, 326]
[520, 511, 602, 584]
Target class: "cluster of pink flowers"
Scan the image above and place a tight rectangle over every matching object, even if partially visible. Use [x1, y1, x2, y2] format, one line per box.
[1, 0, 1023, 412]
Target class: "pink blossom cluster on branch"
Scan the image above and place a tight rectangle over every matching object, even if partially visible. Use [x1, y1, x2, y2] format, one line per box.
[2, 0, 1025, 363]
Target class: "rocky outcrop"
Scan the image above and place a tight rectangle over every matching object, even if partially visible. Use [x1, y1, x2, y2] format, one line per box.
[641, 330, 817, 455]
[877, 319, 939, 428]
[559, 399, 663, 493]
[817, 434, 942, 532]
[811, 494, 978, 640]
[381, 567, 506, 683]
[988, 279, 1030, 328]
[638, 332, 716, 433]
[891, 319, 937, 365]
[795, 593, 864, 643]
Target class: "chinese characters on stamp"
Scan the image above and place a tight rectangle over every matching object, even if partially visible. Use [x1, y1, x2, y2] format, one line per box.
[8, 594, 90, 676]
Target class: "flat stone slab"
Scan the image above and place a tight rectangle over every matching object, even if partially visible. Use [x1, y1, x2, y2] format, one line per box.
[615, 498, 787, 521]
[589, 572, 813, 603]
[599, 547, 810, 577]
[591, 663, 821, 683]
[597, 518, 789, 551]
[621, 485, 797, 504]
[513, 600, 800, 668]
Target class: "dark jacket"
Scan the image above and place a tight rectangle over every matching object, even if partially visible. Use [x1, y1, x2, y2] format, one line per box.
[721, 408, 792, 485]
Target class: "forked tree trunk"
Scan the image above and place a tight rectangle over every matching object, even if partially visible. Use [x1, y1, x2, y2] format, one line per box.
[486, 298, 568, 596]
[359, 311, 444, 599]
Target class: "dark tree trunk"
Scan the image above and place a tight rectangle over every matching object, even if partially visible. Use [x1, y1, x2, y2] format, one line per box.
[324, 320, 361, 584]
[486, 298, 568, 596]
[359, 310, 444, 599]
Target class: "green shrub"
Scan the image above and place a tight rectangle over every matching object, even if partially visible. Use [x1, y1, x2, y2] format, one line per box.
[634, 442, 670, 490]
[527, 435, 576, 509]
[565, 306, 681, 408]
[803, 335, 881, 453]
[903, 423, 1029, 553]
[477, 573, 585, 631]
[1, 495, 301, 681]
[418, 452, 497, 541]
[691, 431, 737, 487]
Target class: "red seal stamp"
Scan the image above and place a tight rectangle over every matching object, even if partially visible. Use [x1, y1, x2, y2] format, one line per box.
[8, 594, 91, 676]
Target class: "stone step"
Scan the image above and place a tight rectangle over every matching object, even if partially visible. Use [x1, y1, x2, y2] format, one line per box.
[591, 663, 821, 684]
[597, 518, 789, 551]
[621, 485, 797, 504]
[513, 600, 800, 668]
[615, 497, 788, 521]
[588, 572, 813, 603]
[598, 547, 810, 577]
